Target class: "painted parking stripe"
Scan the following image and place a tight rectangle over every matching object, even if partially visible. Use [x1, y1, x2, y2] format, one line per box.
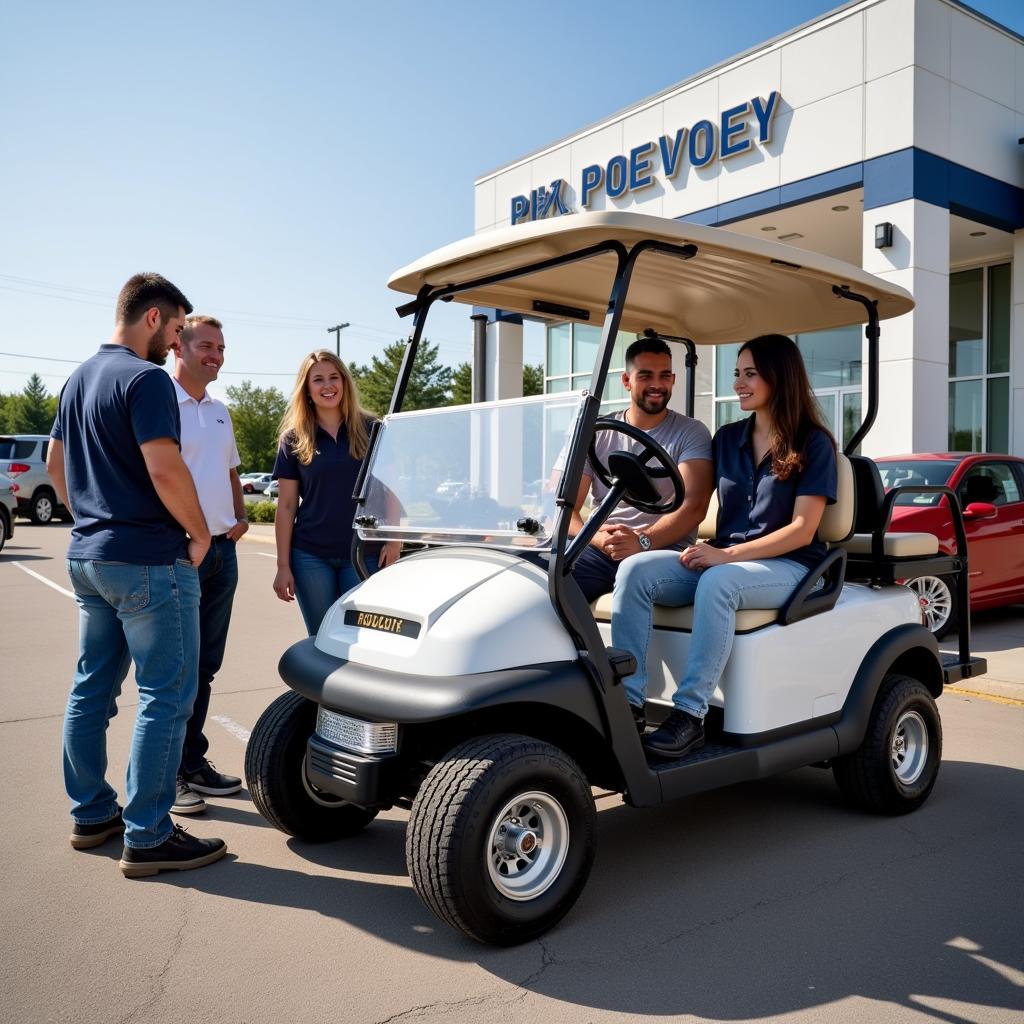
[211, 714, 251, 742]
[9, 561, 75, 599]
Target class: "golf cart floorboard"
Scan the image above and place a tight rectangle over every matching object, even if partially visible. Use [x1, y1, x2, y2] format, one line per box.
[648, 740, 738, 770]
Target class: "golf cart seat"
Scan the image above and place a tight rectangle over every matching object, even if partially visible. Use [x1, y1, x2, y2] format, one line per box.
[590, 453, 855, 631]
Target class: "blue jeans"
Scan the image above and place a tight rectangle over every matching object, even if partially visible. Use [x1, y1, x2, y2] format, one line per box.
[610, 551, 808, 718]
[64, 558, 201, 848]
[291, 547, 379, 636]
[180, 536, 238, 774]
[571, 544, 622, 602]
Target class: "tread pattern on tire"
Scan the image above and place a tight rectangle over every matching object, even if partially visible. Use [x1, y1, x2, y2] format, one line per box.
[245, 691, 375, 840]
[407, 733, 591, 943]
[833, 673, 942, 816]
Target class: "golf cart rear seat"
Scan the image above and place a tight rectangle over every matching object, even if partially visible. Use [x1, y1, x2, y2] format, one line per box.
[591, 453, 856, 632]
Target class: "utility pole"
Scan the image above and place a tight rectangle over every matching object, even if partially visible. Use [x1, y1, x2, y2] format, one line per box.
[327, 322, 350, 356]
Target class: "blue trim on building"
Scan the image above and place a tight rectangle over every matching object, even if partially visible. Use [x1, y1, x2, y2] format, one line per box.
[679, 148, 1024, 233]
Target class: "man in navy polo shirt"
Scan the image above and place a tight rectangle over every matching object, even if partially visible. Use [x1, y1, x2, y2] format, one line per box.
[47, 272, 227, 878]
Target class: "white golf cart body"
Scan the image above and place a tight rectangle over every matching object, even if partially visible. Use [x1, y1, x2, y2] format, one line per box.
[251, 211, 986, 946]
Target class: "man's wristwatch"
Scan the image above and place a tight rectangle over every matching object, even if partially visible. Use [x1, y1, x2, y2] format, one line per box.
[637, 531, 652, 551]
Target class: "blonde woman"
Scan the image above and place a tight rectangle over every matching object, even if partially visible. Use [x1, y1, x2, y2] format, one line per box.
[272, 350, 399, 634]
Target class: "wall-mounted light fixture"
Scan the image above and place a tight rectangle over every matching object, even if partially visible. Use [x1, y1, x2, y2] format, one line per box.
[874, 222, 894, 249]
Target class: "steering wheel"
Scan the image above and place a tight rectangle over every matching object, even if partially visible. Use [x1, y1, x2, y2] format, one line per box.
[588, 416, 685, 514]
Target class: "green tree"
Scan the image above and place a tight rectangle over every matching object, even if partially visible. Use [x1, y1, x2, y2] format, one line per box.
[523, 363, 543, 397]
[225, 380, 287, 472]
[450, 362, 472, 406]
[351, 340, 452, 417]
[3, 374, 58, 433]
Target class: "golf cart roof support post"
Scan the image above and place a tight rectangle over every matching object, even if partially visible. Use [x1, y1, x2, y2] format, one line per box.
[388, 286, 435, 416]
[643, 329, 698, 419]
[833, 286, 880, 456]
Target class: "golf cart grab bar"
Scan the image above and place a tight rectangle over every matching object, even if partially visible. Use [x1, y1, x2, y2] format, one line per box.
[777, 547, 847, 625]
[832, 286, 879, 456]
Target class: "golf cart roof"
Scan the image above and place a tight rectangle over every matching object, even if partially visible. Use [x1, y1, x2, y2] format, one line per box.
[388, 211, 913, 344]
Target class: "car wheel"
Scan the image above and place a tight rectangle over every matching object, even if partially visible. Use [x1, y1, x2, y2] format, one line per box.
[407, 734, 596, 946]
[245, 691, 378, 841]
[30, 489, 55, 525]
[905, 574, 958, 639]
[833, 673, 942, 815]
[0, 511, 7, 552]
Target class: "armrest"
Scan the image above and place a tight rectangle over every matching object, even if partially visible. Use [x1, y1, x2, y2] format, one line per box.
[778, 548, 847, 626]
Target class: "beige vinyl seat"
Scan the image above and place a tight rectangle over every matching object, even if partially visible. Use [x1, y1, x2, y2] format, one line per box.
[590, 453, 856, 633]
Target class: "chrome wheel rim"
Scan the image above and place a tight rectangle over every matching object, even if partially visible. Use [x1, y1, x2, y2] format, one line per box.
[486, 791, 569, 901]
[907, 576, 952, 633]
[35, 496, 53, 522]
[892, 710, 929, 785]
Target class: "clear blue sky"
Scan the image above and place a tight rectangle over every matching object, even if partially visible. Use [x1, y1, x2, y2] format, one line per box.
[2, 0, 1021, 401]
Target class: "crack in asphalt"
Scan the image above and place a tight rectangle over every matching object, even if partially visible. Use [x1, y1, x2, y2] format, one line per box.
[117, 890, 191, 1024]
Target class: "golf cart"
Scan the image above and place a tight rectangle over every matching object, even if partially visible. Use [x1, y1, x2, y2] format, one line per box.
[246, 211, 987, 946]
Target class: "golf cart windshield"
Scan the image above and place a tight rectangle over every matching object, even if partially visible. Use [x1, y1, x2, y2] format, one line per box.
[356, 392, 586, 550]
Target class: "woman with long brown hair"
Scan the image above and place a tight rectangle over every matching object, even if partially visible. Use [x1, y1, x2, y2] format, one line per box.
[610, 334, 838, 758]
[272, 350, 399, 634]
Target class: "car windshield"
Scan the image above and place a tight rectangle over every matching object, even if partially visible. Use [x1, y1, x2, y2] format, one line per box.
[357, 392, 586, 550]
[877, 460, 959, 507]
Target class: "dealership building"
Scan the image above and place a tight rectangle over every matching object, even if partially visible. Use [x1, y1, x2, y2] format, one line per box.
[470, 0, 1024, 459]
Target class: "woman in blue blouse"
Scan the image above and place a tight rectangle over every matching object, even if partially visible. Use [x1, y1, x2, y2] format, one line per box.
[611, 334, 837, 758]
[272, 350, 399, 635]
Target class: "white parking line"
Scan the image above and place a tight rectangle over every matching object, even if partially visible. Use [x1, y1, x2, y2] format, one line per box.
[250, 551, 276, 559]
[211, 714, 251, 743]
[9, 561, 75, 599]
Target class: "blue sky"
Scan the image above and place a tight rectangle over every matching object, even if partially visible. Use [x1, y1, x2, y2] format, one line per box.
[2, 0, 1022, 401]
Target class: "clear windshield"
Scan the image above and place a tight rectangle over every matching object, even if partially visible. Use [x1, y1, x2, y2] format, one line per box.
[357, 392, 586, 549]
[877, 460, 958, 507]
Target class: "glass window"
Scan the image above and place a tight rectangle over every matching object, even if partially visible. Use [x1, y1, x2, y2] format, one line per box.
[949, 379, 982, 452]
[715, 343, 742, 395]
[571, 374, 590, 392]
[842, 392, 862, 451]
[572, 325, 602, 378]
[796, 326, 862, 388]
[957, 462, 1021, 507]
[547, 377, 570, 393]
[988, 263, 1010, 375]
[878, 459, 959, 507]
[715, 400, 745, 429]
[612, 331, 632, 369]
[546, 323, 570, 378]
[949, 269, 984, 377]
[987, 377, 1009, 455]
[602, 372, 627, 403]
[814, 393, 836, 432]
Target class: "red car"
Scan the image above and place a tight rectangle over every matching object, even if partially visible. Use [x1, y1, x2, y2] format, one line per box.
[875, 453, 1024, 637]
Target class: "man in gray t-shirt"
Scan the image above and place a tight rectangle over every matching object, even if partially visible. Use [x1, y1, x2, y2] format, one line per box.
[570, 337, 713, 602]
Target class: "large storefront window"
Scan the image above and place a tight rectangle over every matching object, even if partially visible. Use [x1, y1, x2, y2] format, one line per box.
[544, 323, 636, 412]
[948, 264, 1011, 453]
[712, 327, 863, 447]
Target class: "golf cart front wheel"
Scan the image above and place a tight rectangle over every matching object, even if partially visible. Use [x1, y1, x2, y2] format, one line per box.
[245, 691, 377, 841]
[407, 735, 596, 946]
[833, 673, 942, 815]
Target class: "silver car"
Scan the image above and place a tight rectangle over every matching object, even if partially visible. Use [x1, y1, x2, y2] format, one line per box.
[0, 434, 70, 524]
[0, 471, 17, 552]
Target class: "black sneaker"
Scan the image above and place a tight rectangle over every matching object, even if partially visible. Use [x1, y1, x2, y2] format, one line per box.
[70, 809, 125, 850]
[182, 760, 242, 796]
[120, 824, 227, 878]
[171, 776, 207, 815]
[643, 709, 705, 760]
[630, 703, 647, 736]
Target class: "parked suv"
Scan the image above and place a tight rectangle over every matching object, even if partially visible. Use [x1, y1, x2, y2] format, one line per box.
[0, 435, 68, 524]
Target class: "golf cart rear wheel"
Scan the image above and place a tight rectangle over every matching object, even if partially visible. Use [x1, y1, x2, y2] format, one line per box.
[407, 734, 596, 946]
[833, 673, 942, 815]
[245, 691, 377, 841]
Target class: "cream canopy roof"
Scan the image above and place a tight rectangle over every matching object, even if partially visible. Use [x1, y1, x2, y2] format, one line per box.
[388, 211, 913, 345]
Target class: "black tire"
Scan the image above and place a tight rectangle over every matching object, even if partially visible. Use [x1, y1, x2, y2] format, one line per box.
[833, 673, 942, 815]
[407, 734, 596, 946]
[0, 509, 8, 552]
[30, 488, 55, 525]
[245, 691, 377, 841]
[905, 574, 958, 639]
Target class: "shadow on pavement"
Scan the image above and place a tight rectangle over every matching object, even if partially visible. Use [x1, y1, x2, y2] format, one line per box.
[166, 759, 1023, 1021]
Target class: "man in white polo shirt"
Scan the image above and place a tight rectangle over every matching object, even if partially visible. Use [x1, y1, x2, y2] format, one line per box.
[170, 315, 249, 815]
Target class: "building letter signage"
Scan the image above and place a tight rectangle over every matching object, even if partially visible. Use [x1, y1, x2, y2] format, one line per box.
[510, 91, 781, 224]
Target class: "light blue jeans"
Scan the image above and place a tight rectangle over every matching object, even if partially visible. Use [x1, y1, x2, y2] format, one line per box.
[610, 551, 808, 718]
[64, 559, 200, 848]
[291, 547, 379, 636]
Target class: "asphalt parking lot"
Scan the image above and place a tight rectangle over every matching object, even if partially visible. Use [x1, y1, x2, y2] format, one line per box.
[2, 522, 1022, 1024]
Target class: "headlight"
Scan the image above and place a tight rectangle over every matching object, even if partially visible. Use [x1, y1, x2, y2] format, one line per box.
[316, 707, 398, 754]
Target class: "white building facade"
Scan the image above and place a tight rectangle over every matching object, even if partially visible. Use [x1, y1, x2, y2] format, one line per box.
[471, 0, 1024, 458]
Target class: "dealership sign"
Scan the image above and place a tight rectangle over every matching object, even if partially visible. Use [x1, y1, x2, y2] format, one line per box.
[511, 91, 781, 225]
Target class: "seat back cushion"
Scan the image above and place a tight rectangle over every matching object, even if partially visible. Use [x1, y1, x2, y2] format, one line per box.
[819, 452, 854, 543]
[849, 455, 885, 534]
[698, 491, 718, 540]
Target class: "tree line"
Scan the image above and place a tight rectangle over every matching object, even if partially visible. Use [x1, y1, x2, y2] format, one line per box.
[1, 341, 543, 472]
